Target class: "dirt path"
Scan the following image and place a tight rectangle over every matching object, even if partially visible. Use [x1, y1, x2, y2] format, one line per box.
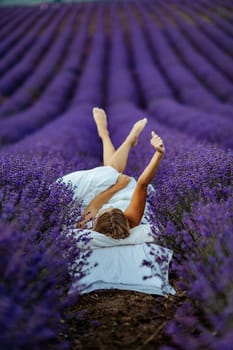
[66, 289, 181, 349]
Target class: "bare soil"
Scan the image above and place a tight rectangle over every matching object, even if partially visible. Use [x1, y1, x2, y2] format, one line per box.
[65, 288, 183, 350]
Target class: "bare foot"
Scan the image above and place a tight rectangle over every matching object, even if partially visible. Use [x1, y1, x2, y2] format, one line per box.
[150, 131, 165, 153]
[127, 118, 148, 146]
[93, 107, 108, 138]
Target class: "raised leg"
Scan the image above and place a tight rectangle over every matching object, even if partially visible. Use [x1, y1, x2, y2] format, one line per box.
[93, 107, 148, 173]
[93, 107, 115, 165]
[108, 118, 148, 173]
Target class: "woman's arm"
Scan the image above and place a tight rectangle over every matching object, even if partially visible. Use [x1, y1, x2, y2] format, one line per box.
[76, 174, 131, 228]
[124, 131, 165, 228]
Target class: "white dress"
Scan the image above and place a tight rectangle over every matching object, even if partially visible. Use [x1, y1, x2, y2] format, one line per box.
[60, 165, 155, 226]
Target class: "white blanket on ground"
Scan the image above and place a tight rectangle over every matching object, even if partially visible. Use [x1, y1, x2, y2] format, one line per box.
[68, 227, 176, 296]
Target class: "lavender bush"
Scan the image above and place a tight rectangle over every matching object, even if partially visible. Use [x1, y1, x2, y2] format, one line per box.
[0, 0, 233, 348]
[159, 196, 233, 350]
[0, 154, 92, 349]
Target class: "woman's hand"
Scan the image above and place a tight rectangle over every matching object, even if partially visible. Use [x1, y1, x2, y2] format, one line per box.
[150, 131, 165, 154]
[115, 174, 131, 189]
[76, 210, 95, 229]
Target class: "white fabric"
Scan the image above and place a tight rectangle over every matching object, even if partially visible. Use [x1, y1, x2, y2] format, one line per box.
[59, 166, 154, 225]
[69, 224, 158, 249]
[67, 224, 175, 296]
[70, 223, 156, 249]
[59, 166, 175, 296]
[59, 166, 119, 210]
[69, 243, 176, 296]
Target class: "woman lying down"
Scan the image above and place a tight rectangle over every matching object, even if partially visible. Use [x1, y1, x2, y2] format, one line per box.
[60, 108, 175, 296]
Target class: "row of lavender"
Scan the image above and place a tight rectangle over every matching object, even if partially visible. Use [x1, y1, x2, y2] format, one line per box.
[0, 1, 233, 149]
[1, 100, 232, 348]
[0, 0, 233, 349]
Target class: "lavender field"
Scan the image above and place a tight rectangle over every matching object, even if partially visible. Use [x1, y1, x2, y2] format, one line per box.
[0, 0, 233, 349]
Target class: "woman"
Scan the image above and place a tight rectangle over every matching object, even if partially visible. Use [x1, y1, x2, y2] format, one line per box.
[62, 107, 165, 238]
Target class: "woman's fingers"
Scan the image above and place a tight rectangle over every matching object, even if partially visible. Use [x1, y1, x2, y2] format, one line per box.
[117, 174, 131, 185]
[151, 131, 162, 144]
[151, 131, 165, 153]
[121, 174, 131, 184]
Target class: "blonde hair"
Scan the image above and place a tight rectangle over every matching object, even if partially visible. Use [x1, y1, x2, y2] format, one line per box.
[94, 208, 130, 239]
